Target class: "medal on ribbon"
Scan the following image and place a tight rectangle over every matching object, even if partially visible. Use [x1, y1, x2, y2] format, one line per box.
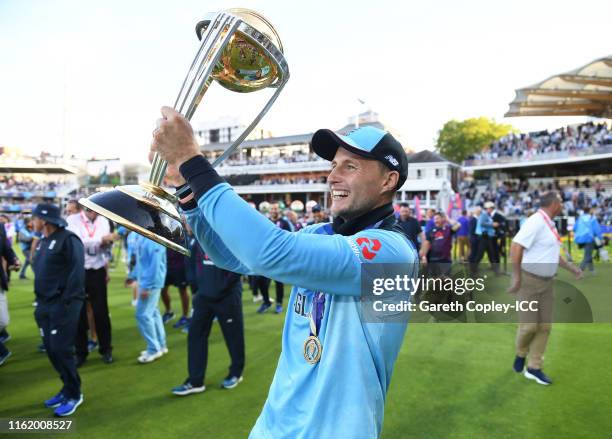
[304, 291, 325, 364]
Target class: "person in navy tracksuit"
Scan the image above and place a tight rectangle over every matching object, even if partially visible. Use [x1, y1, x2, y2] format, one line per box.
[171, 238, 245, 395]
[31, 203, 85, 417]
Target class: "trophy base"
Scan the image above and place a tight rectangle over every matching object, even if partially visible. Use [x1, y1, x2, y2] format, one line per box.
[79, 184, 190, 256]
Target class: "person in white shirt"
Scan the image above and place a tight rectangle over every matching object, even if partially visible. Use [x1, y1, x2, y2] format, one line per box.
[67, 208, 117, 365]
[507, 191, 582, 385]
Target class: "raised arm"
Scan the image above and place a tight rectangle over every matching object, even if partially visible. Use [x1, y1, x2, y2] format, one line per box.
[182, 206, 253, 275]
[182, 170, 414, 296]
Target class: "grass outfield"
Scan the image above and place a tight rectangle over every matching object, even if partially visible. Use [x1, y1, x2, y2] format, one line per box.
[1, 257, 611, 438]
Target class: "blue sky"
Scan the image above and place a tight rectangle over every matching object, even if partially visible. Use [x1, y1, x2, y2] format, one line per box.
[0, 0, 610, 163]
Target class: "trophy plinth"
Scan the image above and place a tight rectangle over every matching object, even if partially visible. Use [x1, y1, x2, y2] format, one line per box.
[79, 8, 289, 255]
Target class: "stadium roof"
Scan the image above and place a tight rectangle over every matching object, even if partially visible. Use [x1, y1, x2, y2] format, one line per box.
[505, 55, 612, 118]
[200, 122, 388, 152]
[201, 132, 313, 152]
[406, 150, 457, 165]
[0, 163, 77, 174]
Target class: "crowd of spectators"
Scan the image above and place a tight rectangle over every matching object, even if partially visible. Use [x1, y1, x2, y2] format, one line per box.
[459, 178, 612, 225]
[251, 176, 327, 186]
[465, 122, 611, 163]
[0, 177, 66, 213]
[0, 176, 59, 194]
[218, 151, 324, 167]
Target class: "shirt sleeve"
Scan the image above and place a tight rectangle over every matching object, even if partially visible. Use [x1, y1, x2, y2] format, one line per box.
[190, 183, 416, 296]
[513, 216, 539, 249]
[426, 230, 433, 243]
[183, 206, 254, 275]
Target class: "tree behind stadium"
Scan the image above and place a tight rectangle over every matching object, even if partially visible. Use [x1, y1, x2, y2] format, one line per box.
[435, 117, 516, 163]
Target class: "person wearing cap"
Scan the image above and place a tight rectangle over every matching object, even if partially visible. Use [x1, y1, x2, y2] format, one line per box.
[31, 203, 85, 416]
[151, 107, 418, 438]
[306, 204, 324, 225]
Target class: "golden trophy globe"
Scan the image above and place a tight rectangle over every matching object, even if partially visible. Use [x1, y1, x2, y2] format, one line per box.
[79, 9, 289, 255]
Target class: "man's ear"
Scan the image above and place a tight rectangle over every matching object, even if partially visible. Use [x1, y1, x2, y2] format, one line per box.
[382, 171, 399, 193]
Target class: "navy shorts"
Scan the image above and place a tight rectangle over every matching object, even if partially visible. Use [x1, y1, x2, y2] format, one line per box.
[165, 269, 188, 288]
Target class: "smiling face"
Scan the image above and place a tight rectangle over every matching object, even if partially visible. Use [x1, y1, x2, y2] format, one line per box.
[269, 203, 280, 220]
[434, 213, 444, 228]
[327, 147, 398, 220]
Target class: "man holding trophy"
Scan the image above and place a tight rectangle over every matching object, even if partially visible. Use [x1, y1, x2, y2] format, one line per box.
[80, 8, 417, 437]
[150, 107, 417, 438]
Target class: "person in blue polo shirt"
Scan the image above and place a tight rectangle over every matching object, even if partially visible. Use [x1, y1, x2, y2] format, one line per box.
[151, 107, 418, 439]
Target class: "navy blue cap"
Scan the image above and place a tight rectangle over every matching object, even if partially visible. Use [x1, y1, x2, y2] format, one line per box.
[311, 126, 407, 189]
[32, 203, 67, 228]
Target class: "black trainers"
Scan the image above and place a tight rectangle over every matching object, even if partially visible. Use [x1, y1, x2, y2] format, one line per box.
[75, 356, 87, 368]
[524, 368, 552, 385]
[513, 355, 525, 373]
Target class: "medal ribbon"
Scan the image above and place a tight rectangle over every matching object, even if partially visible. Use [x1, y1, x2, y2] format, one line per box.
[309, 292, 325, 338]
[538, 210, 561, 244]
[307, 219, 385, 339]
[80, 211, 97, 238]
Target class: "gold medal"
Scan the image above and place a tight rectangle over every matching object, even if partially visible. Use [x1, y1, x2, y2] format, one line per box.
[303, 335, 322, 364]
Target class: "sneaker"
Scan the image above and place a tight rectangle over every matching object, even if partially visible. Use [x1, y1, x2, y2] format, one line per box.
[0, 332, 10, 343]
[38, 343, 46, 353]
[173, 316, 189, 329]
[44, 391, 65, 408]
[138, 350, 163, 364]
[101, 353, 113, 364]
[131, 299, 137, 307]
[162, 311, 175, 324]
[0, 351, 12, 366]
[221, 376, 243, 389]
[253, 294, 263, 303]
[140, 347, 168, 357]
[172, 381, 205, 396]
[87, 340, 98, 353]
[257, 303, 271, 314]
[182, 323, 190, 334]
[524, 368, 552, 385]
[513, 355, 525, 373]
[275, 304, 283, 314]
[54, 394, 83, 417]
